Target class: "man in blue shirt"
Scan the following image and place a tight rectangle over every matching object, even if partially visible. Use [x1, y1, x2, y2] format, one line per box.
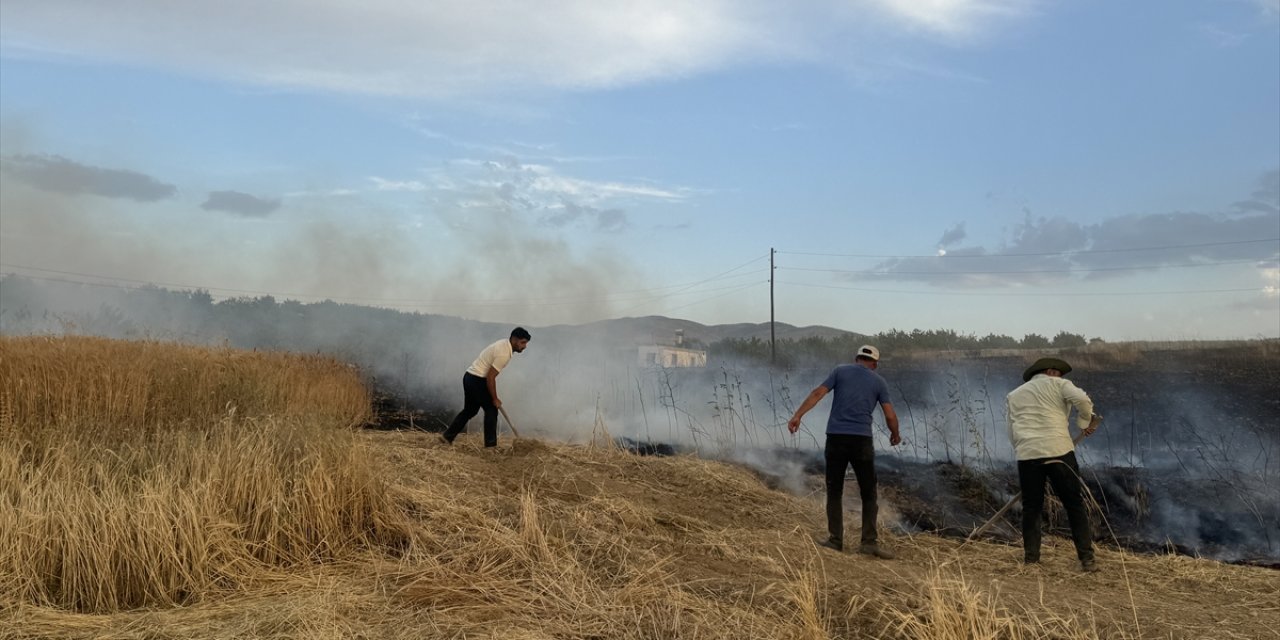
[788, 345, 902, 558]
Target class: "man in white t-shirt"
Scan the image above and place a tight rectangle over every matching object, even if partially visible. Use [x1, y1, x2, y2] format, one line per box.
[442, 327, 531, 447]
[1007, 356, 1102, 572]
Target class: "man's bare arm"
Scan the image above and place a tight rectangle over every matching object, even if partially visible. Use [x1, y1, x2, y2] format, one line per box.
[787, 386, 829, 433]
[487, 368, 502, 409]
[881, 402, 902, 446]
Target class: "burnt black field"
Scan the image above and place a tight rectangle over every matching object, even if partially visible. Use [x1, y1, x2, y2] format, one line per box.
[371, 344, 1279, 567]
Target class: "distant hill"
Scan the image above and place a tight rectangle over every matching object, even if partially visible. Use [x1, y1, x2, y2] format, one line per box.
[538, 315, 862, 346]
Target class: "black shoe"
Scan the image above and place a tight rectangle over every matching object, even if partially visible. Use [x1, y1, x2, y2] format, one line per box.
[1024, 557, 1040, 565]
[858, 544, 896, 560]
[439, 434, 452, 445]
[818, 537, 843, 552]
[1081, 558, 1100, 573]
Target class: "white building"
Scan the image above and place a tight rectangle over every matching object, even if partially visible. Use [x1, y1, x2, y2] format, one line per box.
[637, 329, 707, 368]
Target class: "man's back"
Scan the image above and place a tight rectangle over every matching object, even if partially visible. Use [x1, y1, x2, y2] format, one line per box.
[822, 364, 890, 436]
[1007, 375, 1092, 460]
[466, 339, 513, 377]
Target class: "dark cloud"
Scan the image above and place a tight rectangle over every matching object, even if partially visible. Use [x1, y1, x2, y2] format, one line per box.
[0, 154, 176, 201]
[541, 199, 629, 233]
[855, 171, 1280, 287]
[594, 209, 627, 233]
[1007, 212, 1090, 254]
[201, 190, 281, 217]
[865, 214, 1082, 286]
[495, 181, 534, 209]
[1232, 169, 1280, 215]
[1080, 211, 1277, 269]
[936, 222, 966, 247]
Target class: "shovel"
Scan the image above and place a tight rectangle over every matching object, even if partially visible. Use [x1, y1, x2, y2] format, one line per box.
[966, 416, 1100, 542]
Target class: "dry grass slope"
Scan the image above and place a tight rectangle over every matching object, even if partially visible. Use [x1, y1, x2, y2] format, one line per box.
[2, 337, 1277, 638]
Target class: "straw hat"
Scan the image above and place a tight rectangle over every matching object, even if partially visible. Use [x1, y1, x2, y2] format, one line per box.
[1022, 357, 1072, 382]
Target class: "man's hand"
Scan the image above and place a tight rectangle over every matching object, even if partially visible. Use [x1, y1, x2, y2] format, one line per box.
[1083, 413, 1101, 437]
[494, 397, 503, 410]
[787, 415, 801, 434]
[889, 431, 902, 446]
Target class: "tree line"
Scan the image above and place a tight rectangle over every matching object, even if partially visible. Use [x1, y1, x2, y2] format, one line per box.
[709, 328, 1095, 368]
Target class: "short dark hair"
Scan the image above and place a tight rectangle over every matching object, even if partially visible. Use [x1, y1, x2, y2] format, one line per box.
[511, 327, 531, 340]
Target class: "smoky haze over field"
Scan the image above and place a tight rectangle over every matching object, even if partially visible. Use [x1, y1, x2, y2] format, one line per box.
[0, 144, 645, 329]
[2, 275, 1278, 563]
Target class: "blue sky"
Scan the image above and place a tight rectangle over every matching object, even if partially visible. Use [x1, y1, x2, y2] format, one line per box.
[1, 0, 1277, 341]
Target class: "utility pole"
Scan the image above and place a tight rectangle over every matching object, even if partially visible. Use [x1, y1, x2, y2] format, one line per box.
[770, 247, 776, 366]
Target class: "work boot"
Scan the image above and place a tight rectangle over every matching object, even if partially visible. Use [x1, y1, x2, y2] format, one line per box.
[858, 544, 896, 560]
[438, 434, 452, 446]
[818, 537, 843, 552]
[1080, 558, 1100, 573]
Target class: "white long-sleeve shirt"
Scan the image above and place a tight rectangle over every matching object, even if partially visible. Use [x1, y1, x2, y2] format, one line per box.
[1006, 374, 1095, 461]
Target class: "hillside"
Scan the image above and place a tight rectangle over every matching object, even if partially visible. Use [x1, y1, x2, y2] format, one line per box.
[541, 315, 859, 345]
[11, 429, 1278, 639]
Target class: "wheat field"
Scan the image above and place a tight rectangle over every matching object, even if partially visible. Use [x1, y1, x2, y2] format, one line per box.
[2, 336, 1276, 639]
[0, 336, 409, 613]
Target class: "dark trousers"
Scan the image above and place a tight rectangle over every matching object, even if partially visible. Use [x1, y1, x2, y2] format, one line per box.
[825, 434, 878, 546]
[1018, 451, 1093, 563]
[443, 373, 498, 447]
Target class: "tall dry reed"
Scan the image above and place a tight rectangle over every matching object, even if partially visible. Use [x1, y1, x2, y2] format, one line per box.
[853, 566, 1117, 640]
[0, 336, 407, 613]
[0, 335, 371, 439]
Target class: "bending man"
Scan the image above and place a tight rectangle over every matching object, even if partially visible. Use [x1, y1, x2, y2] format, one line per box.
[442, 327, 531, 448]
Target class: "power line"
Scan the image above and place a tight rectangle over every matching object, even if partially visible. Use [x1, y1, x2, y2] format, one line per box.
[778, 258, 1265, 276]
[776, 238, 1280, 259]
[655, 281, 765, 314]
[777, 280, 1273, 297]
[609, 253, 770, 316]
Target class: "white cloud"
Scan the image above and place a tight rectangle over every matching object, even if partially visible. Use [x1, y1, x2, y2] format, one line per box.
[1262, 265, 1280, 296]
[528, 173, 688, 203]
[0, 1, 1033, 98]
[867, 0, 1033, 37]
[369, 177, 428, 192]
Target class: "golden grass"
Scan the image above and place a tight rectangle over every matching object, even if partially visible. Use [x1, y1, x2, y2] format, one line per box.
[0, 335, 371, 439]
[5, 426, 1278, 638]
[853, 563, 1113, 640]
[0, 336, 407, 613]
[2, 336, 1277, 638]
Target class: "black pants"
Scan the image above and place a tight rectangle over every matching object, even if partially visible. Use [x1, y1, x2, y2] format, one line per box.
[825, 434, 878, 546]
[1018, 451, 1093, 563]
[443, 373, 498, 447]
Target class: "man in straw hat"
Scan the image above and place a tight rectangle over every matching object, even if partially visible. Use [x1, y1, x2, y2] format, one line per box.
[788, 345, 901, 559]
[1006, 356, 1102, 572]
